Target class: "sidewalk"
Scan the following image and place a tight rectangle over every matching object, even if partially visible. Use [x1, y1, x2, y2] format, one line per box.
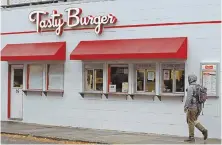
[1, 121, 221, 144]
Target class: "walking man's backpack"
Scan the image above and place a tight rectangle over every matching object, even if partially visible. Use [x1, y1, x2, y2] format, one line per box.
[193, 84, 207, 115]
[194, 84, 208, 104]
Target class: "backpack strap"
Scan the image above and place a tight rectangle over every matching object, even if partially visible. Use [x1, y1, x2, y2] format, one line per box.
[202, 103, 204, 115]
[192, 84, 197, 103]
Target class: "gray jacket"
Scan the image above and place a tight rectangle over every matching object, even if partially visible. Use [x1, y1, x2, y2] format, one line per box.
[184, 74, 198, 110]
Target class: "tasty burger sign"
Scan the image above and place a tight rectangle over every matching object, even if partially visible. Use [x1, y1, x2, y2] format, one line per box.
[29, 8, 117, 36]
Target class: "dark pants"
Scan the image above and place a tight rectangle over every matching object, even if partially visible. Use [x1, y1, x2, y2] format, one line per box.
[187, 108, 206, 137]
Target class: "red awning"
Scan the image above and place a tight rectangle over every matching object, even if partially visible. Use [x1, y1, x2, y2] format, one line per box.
[70, 37, 187, 60]
[1, 42, 66, 61]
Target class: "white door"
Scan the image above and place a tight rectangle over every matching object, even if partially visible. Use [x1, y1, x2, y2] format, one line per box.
[10, 65, 23, 120]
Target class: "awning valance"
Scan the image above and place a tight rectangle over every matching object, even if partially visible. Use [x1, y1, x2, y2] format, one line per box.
[70, 37, 187, 60]
[1, 42, 66, 61]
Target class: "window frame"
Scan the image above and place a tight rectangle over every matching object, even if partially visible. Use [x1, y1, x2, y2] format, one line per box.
[134, 63, 156, 94]
[27, 64, 44, 90]
[81, 61, 185, 97]
[46, 64, 65, 91]
[11, 65, 24, 89]
[83, 63, 104, 93]
[136, 69, 145, 93]
[108, 64, 129, 93]
[160, 63, 185, 95]
[174, 69, 185, 93]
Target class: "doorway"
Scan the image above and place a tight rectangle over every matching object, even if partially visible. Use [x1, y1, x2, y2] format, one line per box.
[10, 65, 23, 120]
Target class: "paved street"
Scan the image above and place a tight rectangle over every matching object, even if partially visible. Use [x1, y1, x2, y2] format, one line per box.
[1, 121, 221, 144]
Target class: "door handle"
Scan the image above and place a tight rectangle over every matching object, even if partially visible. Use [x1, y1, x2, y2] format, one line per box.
[16, 89, 19, 93]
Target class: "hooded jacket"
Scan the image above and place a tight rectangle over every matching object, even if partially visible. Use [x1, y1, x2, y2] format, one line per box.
[184, 74, 198, 110]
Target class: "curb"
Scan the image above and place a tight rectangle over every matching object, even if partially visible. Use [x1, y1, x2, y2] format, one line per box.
[1, 132, 107, 144]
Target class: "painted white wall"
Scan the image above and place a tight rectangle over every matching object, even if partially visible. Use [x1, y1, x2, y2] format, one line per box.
[1, 0, 221, 138]
[0, 0, 7, 6]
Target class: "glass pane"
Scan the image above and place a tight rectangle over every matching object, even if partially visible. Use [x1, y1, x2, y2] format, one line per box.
[162, 69, 173, 93]
[175, 70, 185, 92]
[29, 65, 43, 89]
[145, 70, 155, 92]
[94, 69, 103, 91]
[110, 66, 128, 92]
[136, 69, 144, 91]
[86, 70, 93, 91]
[13, 69, 23, 87]
[48, 64, 64, 90]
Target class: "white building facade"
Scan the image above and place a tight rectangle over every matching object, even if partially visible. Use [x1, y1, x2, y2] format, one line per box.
[1, 0, 221, 139]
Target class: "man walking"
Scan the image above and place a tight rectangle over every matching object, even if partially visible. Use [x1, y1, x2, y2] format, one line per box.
[184, 74, 208, 142]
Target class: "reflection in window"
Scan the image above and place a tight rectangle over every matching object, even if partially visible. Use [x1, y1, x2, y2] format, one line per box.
[86, 70, 94, 91]
[136, 69, 155, 92]
[162, 69, 173, 93]
[110, 66, 128, 93]
[28, 64, 43, 89]
[161, 63, 185, 94]
[48, 64, 64, 90]
[13, 69, 23, 88]
[175, 70, 185, 92]
[145, 70, 155, 92]
[85, 69, 103, 91]
[94, 69, 103, 91]
[137, 70, 144, 91]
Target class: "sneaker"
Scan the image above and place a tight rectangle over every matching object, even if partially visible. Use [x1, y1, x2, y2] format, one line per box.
[184, 137, 195, 142]
[202, 130, 208, 140]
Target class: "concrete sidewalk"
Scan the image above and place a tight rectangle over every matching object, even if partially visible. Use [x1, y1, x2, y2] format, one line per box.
[1, 121, 221, 144]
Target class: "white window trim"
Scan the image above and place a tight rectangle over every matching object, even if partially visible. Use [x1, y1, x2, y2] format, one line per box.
[155, 62, 160, 95]
[108, 63, 130, 93]
[83, 62, 104, 93]
[174, 68, 185, 94]
[8, 61, 65, 91]
[133, 63, 156, 95]
[103, 63, 108, 93]
[135, 69, 145, 93]
[46, 64, 65, 91]
[135, 69, 156, 94]
[81, 61, 186, 97]
[27, 64, 44, 90]
[160, 62, 185, 95]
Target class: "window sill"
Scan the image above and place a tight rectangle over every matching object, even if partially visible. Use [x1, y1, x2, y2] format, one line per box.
[107, 92, 128, 95]
[22, 89, 43, 95]
[133, 93, 156, 96]
[79, 92, 103, 98]
[159, 93, 185, 102]
[103, 92, 129, 99]
[43, 90, 64, 97]
[131, 93, 156, 100]
[160, 93, 184, 97]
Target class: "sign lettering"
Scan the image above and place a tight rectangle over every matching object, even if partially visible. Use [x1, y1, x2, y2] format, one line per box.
[205, 65, 213, 70]
[29, 8, 117, 36]
[202, 64, 216, 71]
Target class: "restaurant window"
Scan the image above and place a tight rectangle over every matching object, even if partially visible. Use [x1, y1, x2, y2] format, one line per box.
[47, 64, 64, 90]
[135, 64, 156, 93]
[109, 64, 128, 93]
[13, 69, 23, 88]
[84, 64, 103, 92]
[27, 64, 43, 90]
[161, 63, 185, 93]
